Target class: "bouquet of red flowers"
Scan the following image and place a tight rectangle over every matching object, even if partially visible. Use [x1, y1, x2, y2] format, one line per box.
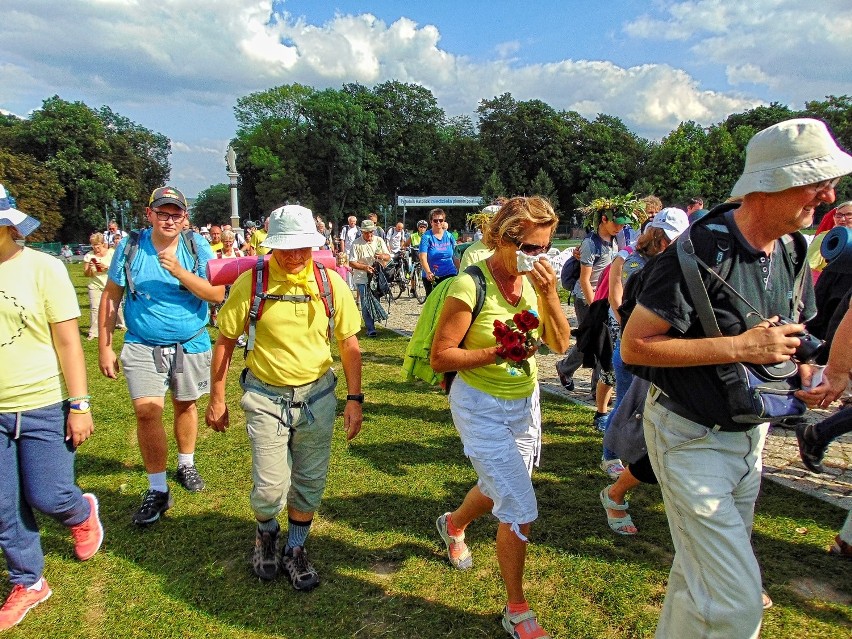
[493, 309, 540, 376]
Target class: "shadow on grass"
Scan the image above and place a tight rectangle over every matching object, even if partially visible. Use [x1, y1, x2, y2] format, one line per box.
[343, 434, 468, 476]
[45, 491, 495, 639]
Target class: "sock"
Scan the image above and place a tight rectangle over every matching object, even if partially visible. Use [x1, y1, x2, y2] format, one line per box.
[507, 601, 530, 616]
[177, 453, 195, 468]
[257, 518, 280, 533]
[595, 411, 606, 419]
[148, 472, 168, 493]
[446, 513, 463, 537]
[285, 518, 313, 552]
[26, 578, 45, 592]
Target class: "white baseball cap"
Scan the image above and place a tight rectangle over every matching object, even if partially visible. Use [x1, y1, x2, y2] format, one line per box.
[650, 207, 689, 240]
[0, 184, 40, 237]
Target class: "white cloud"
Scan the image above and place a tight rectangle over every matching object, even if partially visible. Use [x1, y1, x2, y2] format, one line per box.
[623, 1, 852, 104]
[495, 40, 522, 58]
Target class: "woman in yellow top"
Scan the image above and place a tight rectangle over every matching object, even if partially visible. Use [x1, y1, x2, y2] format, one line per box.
[0, 184, 103, 632]
[83, 232, 119, 339]
[431, 196, 570, 639]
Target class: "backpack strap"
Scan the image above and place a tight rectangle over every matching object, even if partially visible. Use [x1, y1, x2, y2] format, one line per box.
[464, 264, 486, 319]
[244, 257, 336, 355]
[123, 230, 141, 299]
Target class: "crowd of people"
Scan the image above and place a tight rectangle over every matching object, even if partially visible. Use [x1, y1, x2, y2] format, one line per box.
[1, 117, 852, 639]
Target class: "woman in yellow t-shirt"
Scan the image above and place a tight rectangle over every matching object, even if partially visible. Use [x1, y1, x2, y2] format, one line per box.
[0, 185, 102, 632]
[83, 232, 118, 339]
[430, 196, 570, 639]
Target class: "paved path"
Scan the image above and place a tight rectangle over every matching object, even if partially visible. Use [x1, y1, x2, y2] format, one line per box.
[379, 293, 852, 511]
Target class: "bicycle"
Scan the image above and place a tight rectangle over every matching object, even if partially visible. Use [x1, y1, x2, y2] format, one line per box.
[403, 247, 427, 304]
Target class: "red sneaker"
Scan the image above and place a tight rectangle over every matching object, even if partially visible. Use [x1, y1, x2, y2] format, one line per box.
[70, 493, 104, 561]
[0, 581, 52, 631]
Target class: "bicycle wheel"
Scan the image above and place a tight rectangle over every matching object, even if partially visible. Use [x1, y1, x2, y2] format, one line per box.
[393, 268, 406, 299]
[413, 268, 427, 304]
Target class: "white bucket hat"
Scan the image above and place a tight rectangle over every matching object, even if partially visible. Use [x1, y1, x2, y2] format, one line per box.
[261, 205, 326, 250]
[731, 118, 852, 197]
[0, 184, 40, 237]
[650, 207, 689, 240]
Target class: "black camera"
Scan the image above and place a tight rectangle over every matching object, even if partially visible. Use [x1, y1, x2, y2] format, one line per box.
[774, 317, 824, 362]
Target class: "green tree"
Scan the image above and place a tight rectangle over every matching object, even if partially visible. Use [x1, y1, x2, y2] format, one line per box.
[0, 148, 64, 241]
[643, 121, 711, 206]
[191, 183, 232, 227]
[481, 170, 507, 204]
[529, 168, 559, 210]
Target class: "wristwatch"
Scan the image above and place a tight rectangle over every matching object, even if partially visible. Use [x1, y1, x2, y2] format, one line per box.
[70, 399, 91, 413]
[346, 394, 365, 403]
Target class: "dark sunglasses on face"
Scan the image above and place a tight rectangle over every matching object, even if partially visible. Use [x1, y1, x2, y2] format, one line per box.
[432, 218, 445, 223]
[152, 209, 185, 222]
[510, 237, 551, 256]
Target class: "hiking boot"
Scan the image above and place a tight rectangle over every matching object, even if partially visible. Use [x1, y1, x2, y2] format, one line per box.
[252, 525, 280, 581]
[132, 489, 174, 526]
[280, 546, 320, 591]
[436, 512, 473, 570]
[175, 464, 206, 492]
[501, 606, 550, 639]
[70, 493, 104, 561]
[593, 413, 608, 433]
[556, 367, 574, 392]
[795, 423, 827, 474]
[0, 581, 52, 631]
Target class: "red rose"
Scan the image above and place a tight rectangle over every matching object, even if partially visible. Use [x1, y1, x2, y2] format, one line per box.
[513, 310, 540, 332]
[505, 344, 528, 362]
[499, 330, 523, 349]
[493, 320, 510, 340]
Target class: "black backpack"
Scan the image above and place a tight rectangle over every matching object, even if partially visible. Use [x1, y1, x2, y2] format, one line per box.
[560, 232, 603, 293]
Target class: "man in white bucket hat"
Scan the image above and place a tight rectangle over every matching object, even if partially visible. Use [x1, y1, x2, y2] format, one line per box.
[622, 118, 852, 639]
[206, 204, 363, 591]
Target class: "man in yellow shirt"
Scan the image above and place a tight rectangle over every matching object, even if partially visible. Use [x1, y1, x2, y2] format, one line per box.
[206, 204, 363, 591]
[248, 217, 270, 256]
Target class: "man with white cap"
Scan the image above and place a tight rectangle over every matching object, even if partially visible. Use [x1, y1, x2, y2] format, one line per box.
[99, 186, 224, 526]
[206, 204, 363, 590]
[622, 118, 852, 637]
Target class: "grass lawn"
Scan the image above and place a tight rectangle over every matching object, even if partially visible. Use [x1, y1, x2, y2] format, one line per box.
[4, 262, 850, 638]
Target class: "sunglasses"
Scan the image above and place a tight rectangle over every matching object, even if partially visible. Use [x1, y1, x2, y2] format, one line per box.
[431, 218, 445, 223]
[152, 209, 186, 222]
[510, 237, 552, 256]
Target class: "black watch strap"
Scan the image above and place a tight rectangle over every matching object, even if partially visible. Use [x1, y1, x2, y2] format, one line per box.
[346, 394, 364, 403]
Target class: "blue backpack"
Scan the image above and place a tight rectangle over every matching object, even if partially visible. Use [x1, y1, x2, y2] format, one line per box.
[560, 232, 603, 293]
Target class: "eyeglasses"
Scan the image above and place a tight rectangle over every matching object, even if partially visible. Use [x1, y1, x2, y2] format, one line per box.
[431, 218, 445, 223]
[152, 209, 186, 222]
[812, 177, 841, 192]
[834, 211, 852, 220]
[510, 237, 552, 256]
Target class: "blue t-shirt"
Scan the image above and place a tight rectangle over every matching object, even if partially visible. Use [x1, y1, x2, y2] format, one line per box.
[108, 229, 215, 352]
[419, 230, 457, 278]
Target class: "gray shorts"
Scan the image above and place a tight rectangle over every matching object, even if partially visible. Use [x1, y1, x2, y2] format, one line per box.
[120, 342, 212, 401]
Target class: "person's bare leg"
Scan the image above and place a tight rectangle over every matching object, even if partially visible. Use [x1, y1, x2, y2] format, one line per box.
[496, 522, 531, 604]
[133, 397, 167, 473]
[605, 467, 640, 534]
[450, 484, 493, 531]
[172, 398, 198, 454]
[595, 381, 614, 413]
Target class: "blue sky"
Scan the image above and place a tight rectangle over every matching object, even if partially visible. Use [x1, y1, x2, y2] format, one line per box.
[2, 1, 851, 199]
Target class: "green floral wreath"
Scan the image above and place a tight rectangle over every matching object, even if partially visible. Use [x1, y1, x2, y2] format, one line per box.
[577, 193, 645, 229]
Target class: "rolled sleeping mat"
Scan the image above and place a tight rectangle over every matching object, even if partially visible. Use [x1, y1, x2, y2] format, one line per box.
[207, 249, 337, 285]
[820, 226, 852, 273]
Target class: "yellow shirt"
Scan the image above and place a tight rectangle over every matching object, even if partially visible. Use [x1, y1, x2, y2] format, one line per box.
[448, 262, 540, 399]
[806, 231, 828, 272]
[250, 230, 269, 256]
[0, 248, 81, 411]
[84, 247, 115, 291]
[459, 239, 494, 270]
[216, 257, 360, 386]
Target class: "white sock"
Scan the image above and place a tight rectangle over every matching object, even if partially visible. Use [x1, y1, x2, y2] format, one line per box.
[27, 578, 45, 592]
[148, 472, 168, 493]
[177, 453, 195, 468]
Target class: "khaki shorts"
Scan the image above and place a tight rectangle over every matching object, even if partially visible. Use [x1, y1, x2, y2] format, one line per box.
[120, 342, 212, 401]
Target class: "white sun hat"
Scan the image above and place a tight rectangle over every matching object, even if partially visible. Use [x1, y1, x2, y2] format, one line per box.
[261, 205, 327, 250]
[0, 184, 40, 237]
[730, 118, 852, 198]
